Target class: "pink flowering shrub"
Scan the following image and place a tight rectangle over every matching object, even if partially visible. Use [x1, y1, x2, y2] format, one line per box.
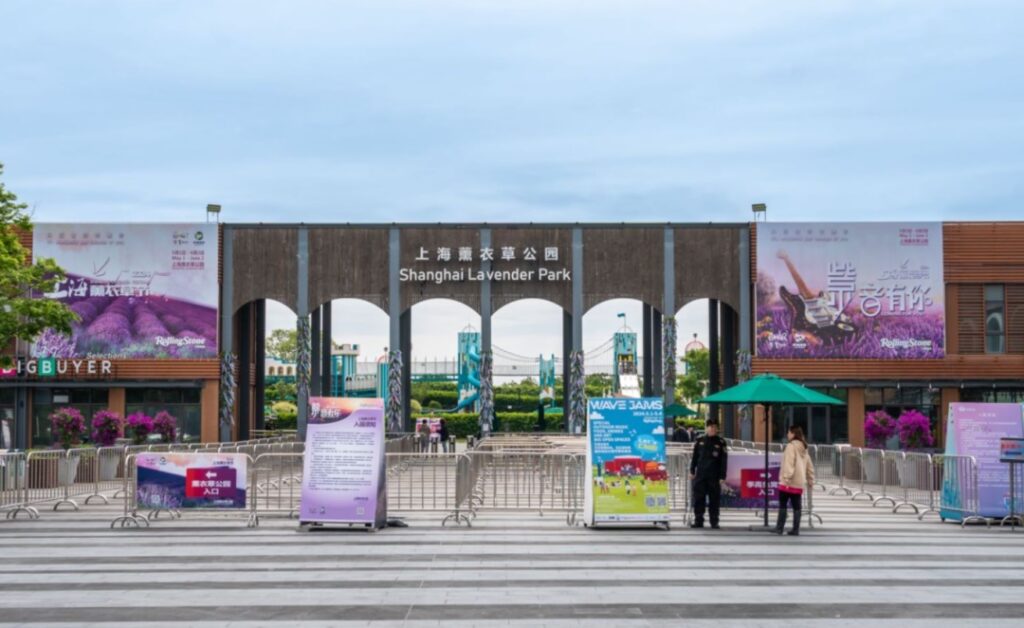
[864, 409, 895, 449]
[90, 410, 123, 447]
[126, 412, 154, 445]
[50, 407, 86, 449]
[153, 411, 177, 443]
[896, 409, 934, 450]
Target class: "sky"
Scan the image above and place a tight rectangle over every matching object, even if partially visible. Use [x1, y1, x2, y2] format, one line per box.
[3, 1, 1023, 363]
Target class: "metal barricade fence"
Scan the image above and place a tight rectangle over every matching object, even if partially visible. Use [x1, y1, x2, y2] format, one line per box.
[1, 451, 29, 518]
[463, 451, 582, 519]
[22, 450, 80, 514]
[809, 444, 839, 493]
[841, 448, 870, 500]
[938, 454, 987, 527]
[894, 452, 936, 516]
[871, 451, 902, 508]
[251, 452, 304, 525]
[667, 452, 691, 525]
[385, 452, 469, 526]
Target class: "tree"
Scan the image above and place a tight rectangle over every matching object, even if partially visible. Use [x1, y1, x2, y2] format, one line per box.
[266, 328, 297, 362]
[677, 347, 709, 404]
[0, 163, 76, 365]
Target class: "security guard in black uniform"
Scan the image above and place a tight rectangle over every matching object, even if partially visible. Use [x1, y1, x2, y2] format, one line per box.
[689, 419, 728, 529]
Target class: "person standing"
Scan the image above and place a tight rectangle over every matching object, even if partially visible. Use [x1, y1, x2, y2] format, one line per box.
[775, 425, 814, 536]
[439, 419, 450, 453]
[689, 419, 728, 529]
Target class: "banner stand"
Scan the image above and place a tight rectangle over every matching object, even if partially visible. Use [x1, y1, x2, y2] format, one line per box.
[298, 398, 388, 532]
[584, 397, 671, 529]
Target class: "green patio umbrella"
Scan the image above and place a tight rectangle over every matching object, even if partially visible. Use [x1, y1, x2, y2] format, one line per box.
[664, 403, 698, 418]
[698, 373, 843, 530]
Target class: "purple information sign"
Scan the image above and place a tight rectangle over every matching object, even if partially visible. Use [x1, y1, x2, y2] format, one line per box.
[944, 403, 1024, 519]
[299, 398, 386, 528]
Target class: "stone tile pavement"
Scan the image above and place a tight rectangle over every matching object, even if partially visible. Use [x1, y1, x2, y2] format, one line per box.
[2, 490, 1023, 627]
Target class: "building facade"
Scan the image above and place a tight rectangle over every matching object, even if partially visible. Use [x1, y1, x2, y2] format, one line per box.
[3, 220, 1021, 450]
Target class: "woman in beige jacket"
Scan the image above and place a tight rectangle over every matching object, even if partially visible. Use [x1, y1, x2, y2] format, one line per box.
[774, 426, 814, 536]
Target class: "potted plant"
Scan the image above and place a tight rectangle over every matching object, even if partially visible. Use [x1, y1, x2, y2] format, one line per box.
[49, 407, 86, 485]
[126, 412, 154, 445]
[862, 410, 895, 483]
[896, 409, 934, 451]
[153, 411, 177, 444]
[91, 410, 124, 480]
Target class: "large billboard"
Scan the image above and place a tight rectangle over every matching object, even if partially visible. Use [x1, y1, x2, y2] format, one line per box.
[584, 397, 669, 526]
[300, 398, 387, 528]
[32, 224, 218, 359]
[756, 223, 944, 359]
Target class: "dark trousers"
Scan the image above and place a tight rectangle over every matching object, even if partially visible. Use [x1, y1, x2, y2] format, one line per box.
[776, 490, 802, 530]
[692, 477, 721, 526]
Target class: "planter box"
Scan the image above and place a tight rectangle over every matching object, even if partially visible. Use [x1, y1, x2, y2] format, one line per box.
[1, 459, 27, 491]
[98, 455, 120, 481]
[28, 456, 80, 489]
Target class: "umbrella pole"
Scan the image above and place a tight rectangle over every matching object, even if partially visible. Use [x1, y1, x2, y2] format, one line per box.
[764, 404, 771, 528]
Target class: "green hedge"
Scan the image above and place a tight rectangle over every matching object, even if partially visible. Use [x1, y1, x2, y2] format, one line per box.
[411, 411, 565, 438]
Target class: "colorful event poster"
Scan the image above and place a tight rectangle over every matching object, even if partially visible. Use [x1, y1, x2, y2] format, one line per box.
[756, 223, 944, 359]
[136, 453, 247, 509]
[585, 397, 669, 525]
[31, 223, 218, 359]
[942, 403, 1024, 520]
[300, 397, 387, 528]
[721, 452, 783, 509]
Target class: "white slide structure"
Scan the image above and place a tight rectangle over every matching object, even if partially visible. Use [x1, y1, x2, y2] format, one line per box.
[618, 374, 641, 398]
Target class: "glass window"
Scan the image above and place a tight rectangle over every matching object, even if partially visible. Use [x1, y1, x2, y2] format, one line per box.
[124, 387, 203, 443]
[0, 388, 15, 405]
[31, 388, 111, 448]
[985, 284, 1005, 354]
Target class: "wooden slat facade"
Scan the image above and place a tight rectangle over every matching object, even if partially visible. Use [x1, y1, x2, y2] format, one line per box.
[957, 284, 984, 354]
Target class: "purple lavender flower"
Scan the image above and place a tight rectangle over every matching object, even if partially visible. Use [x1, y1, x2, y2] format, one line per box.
[33, 327, 77, 358]
[126, 411, 154, 445]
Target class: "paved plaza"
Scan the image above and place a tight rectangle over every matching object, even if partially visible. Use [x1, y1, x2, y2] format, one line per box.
[2, 491, 1023, 628]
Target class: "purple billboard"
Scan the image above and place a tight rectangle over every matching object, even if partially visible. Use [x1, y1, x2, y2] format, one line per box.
[756, 223, 944, 359]
[31, 224, 218, 359]
[300, 398, 387, 528]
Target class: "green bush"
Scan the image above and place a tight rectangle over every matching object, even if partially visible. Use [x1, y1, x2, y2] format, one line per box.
[409, 399, 422, 414]
[427, 400, 443, 410]
[272, 401, 297, 421]
[410, 411, 564, 438]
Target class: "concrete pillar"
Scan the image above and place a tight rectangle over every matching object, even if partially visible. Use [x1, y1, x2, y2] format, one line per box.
[662, 228, 675, 407]
[721, 303, 737, 438]
[311, 307, 321, 397]
[321, 301, 332, 396]
[708, 298, 720, 424]
[848, 388, 865, 447]
[562, 310, 572, 432]
[238, 303, 252, 440]
[296, 228, 309, 440]
[652, 308, 663, 397]
[400, 309, 412, 431]
[220, 227, 235, 442]
[254, 299, 266, 431]
[642, 303, 653, 397]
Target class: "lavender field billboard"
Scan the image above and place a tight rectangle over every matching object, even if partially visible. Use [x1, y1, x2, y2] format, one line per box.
[756, 223, 945, 359]
[32, 224, 218, 359]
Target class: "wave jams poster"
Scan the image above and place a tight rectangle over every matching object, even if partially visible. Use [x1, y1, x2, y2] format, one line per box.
[756, 223, 944, 359]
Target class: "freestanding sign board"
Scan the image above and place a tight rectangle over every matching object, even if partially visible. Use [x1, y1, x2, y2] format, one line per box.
[136, 453, 247, 510]
[1000, 438, 1024, 464]
[942, 402, 1024, 521]
[721, 451, 783, 509]
[584, 397, 670, 527]
[299, 398, 387, 529]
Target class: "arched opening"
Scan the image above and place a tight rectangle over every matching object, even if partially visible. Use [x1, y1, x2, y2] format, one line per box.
[582, 298, 656, 399]
[315, 298, 389, 400]
[406, 299, 481, 436]
[492, 298, 565, 431]
[675, 297, 743, 439]
[259, 299, 299, 437]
